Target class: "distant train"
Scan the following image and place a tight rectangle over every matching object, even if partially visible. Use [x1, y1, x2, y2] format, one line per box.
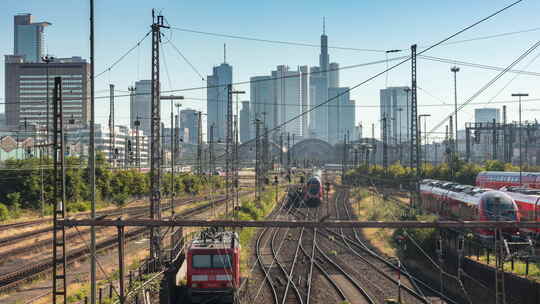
[476, 171, 540, 189]
[420, 179, 520, 239]
[303, 169, 323, 207]
[185, 230, 240, 304]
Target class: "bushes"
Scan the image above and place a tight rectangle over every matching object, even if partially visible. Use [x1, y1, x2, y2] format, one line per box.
[0, 152, 223, 217]
[0, 203, 8, 221]
[345, 159, 524, 186]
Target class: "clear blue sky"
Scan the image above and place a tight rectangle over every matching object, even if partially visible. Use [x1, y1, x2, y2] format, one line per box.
[2, 0, 540, 141]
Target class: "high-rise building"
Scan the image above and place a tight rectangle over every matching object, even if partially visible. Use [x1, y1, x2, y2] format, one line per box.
[329, 62, 339, 88]
[328, 87, 355, 144]
[475, 108, 500, 124]
[180, 109, 198, 144]
[131, 80, 152, 136]
[207, 63, 232, 141]
[250, 76, 275, 130]
[309, 23, 339, 142]
[4, 55, 90, 128]
[272, 65, 305, 137]
[380, 87, 410, 145]
[300, 66, 310, 138]
[240, 101, 251, 143]
[13, 14, 51, 63]
[309, 66, 328, 140]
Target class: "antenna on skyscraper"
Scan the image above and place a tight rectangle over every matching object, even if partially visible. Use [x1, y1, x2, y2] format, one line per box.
[223, 43, 226, 63]
[323, 16, 325, 35]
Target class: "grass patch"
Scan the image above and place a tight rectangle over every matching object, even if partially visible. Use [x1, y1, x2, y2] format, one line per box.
[237, 189, 283, 276]
[468, 254, 540, 282]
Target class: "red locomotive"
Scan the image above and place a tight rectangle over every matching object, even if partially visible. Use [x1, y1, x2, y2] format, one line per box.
[476, 171, 540, 189]
[186, 230, 240, 303]
[420, 180, 520, 239]
[303, 170, 323, 206]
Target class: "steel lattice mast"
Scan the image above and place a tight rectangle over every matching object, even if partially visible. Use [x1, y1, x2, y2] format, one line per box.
[149, 10, 168, 267]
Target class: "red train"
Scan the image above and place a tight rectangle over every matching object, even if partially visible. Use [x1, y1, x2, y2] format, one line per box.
[303, 170, 323, 206]
[500, 187, 540, 235]
[420, 179, 520, 239]
[476, 171, 540, 189]
[186, 230, 240, 303]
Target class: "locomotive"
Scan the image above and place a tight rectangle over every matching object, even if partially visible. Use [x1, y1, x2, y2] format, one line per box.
[303, 169, 323, 207]
[420, 179, 520, 239]
[185, 230, 240, 303]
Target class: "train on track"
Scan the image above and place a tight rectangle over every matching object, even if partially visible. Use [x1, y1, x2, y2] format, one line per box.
[185, 230, 240, 304]
[476, 171, 540, 189]
[302, 169, 323, 207]
[420, 179, 521, 239]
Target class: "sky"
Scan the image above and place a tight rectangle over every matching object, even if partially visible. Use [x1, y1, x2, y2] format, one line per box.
[2, 0, 540, 142]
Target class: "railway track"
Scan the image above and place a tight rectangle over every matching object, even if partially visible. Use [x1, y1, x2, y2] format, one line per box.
[0, 194, 226, 263]
[0, 192, 250, 292]
[254, 188, 376, 304]
[334, 187, 463, 304]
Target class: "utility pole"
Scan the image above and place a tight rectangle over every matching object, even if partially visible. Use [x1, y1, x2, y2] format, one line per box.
[451, 66, 460, 156]
[382, 117, 388, 174]
[52, 77, 66, 304]
[135, 117, 141, 171]
[255, 118, 262, 203]
[109, 84, 115, 168]
[404, 87, 411, 166]
[512, 93, 528, 186]
[503, 105, 509, 163]
[493, 118, 498, 160]
[287, 133, 291, 169]
[410, 44, 419, 207]
[197, 111, 203, 175]
[209, 123, 215, 173]
[88, 0, 97, 302]
[149, 10, 169, 268]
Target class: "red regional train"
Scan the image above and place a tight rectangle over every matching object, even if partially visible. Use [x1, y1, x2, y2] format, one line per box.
[303, 169, 323, 206]
[186, 230, 240, 304]
[476, 171, 540, 189]
[420, 180, 520, 239]
[500, 187, 540, 235]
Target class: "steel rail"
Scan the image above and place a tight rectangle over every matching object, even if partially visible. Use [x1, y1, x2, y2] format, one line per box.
[0, 193, 250, 292]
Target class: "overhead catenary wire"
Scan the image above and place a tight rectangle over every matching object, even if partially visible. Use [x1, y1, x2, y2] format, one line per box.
[166, 39, 206, 81]
[212, 0, 526, 160]
[430, 37, 540, 133]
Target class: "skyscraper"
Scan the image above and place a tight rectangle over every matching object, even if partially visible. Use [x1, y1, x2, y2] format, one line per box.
[328, 87, 355, 144]
[300, 65, 310, 138]
[13, 14, 51, 63]
[5, 55, 90, 127]
[272, 65, 304, 137]
[207, 62, 232, 141]
[309, 21, 337, 142]
[180, 109, 198, 144]
[380, 86, 410, 145]
[250, 76, 275, 129]
[131, 80, 152, 136]
[240, 101, 251, 143]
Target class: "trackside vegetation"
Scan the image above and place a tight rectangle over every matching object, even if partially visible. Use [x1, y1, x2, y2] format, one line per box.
[0, 152, 223, 220]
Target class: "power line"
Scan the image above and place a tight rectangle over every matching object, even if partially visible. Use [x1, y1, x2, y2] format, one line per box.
[420, 55, 540, 77]
[169, 26, 387, 53]
[95, 30, 152, 79]
[166, 39, 206, 81]
[213, 0, 525, 159]
[169, 23, 540, 54]
[430, 38, 540, 133]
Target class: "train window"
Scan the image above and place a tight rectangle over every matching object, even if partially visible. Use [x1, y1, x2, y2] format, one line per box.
[192, 255, 212, 268]
[213, 254, 232, 268]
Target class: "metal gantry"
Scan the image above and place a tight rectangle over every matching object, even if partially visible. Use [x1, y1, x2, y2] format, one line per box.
[52, 77, 67, 304]
[149, 10, 169, 266]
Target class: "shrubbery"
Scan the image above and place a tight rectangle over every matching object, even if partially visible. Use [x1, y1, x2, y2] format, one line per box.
[345, 159, 527, 187]
[0, 152, 223, 218]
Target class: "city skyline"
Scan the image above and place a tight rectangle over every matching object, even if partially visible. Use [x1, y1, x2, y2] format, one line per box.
[1, 1, 540, 142]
